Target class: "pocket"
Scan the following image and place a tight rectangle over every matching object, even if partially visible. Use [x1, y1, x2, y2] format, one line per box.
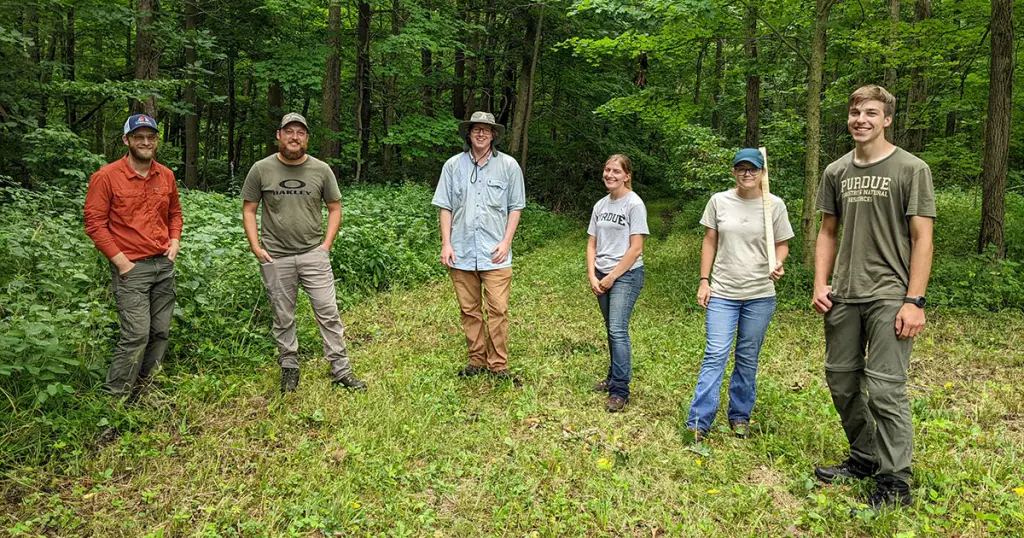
[486, 179, 507, 208]
[113, 191, 145, 214]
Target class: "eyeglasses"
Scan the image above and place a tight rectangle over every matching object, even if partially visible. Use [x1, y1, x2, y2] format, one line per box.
[129, 134, 159, 143]
[470, 127, 492, 135]
[733, 167, 760, 176]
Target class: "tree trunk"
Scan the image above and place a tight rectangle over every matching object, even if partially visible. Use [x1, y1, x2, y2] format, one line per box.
[183, 0, 199, 189]
[134, 0, 160, 117]
[64, 7, 77, 129]
[321, 0, 342, 171]
[227, 54, 237, 174]
[694, 39, 708, 105]
[482, 10, 497, 112]
[465, 10, 480, 115]
[266, 80, 283, 155]
[743, 4, 760, 147]
[518, 8, 543, 173]
[354, 0, 371, 180]
[905, 0, 931, 153]
[978, 0, 1013, 257]
[498, 63, 514, 125]
[508, 5, 540, 157]
[421, 35, 434, 116]
[801, 0, 838, 268]
[711, 37, 724, 133]
[884, 0, 900, 142]
[382, 0, 401, 177]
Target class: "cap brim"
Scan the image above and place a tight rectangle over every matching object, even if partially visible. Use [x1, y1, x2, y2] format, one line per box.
[459, 121, 505, 143]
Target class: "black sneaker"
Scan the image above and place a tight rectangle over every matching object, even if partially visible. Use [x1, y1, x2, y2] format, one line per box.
[489, 369, 522, 387]
[865, 475, 912, 511]
[281, 367, 300, 393]
[457, 364, 487, 377]
[593, 379, 610, 393]
[814, 458, 877, 483]
[606, 395, 628, 413]
[332, 373, 367, 390]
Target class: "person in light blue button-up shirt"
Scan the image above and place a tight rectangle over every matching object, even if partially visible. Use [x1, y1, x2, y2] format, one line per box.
[432, 111, 526, 384]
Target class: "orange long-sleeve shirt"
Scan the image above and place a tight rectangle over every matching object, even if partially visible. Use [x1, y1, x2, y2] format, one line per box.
[84, 155, 183, 261]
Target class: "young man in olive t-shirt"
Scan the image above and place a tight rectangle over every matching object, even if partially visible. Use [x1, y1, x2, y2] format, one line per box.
[241, 112, 366, 393]
[812, 85, 935, 511]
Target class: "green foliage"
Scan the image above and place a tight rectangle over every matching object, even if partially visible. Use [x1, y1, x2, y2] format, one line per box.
[21, 128, 107, 188]
[0, 184, 568, 467]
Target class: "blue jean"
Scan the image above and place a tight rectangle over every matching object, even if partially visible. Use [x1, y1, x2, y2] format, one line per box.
[596, 266, 644, 399]
[687, 295, 776, 432]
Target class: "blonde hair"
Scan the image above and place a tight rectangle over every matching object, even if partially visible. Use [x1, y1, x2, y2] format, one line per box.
[605, 154, 633, 189]
[849, 85, 896, 118]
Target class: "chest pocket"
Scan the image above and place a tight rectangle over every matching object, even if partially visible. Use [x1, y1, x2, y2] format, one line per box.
[148, 183, 170, 214]
[486, 179, 507, 209]
[112, 188, 146, 215]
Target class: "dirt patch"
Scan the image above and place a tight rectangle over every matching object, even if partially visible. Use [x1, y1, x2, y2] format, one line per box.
[744, 466, 801, 514]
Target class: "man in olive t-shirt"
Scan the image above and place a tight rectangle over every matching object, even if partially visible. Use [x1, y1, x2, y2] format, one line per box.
[812, 85, 935, 512]
[241, 112, 366, 393]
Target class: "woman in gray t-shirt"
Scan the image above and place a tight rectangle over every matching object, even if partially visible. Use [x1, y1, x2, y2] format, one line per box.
[586, 154, 650, 413]
[685, 148, 794, 441]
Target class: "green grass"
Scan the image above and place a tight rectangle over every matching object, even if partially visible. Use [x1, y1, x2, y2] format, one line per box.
[2, 200, 1024, 536]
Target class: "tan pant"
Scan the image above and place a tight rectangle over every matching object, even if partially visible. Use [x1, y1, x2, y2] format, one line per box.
[259, 248, 351, 380]
[449, 267, 513, 371]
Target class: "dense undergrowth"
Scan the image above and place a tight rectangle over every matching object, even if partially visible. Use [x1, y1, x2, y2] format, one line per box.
[0, 184, 570, 467]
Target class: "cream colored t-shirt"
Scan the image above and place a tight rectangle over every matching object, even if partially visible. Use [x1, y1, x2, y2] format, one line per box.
[701, 189, 795, 300]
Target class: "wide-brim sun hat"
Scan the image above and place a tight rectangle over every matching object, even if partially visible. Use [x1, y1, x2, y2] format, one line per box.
[458, 111, 505, 144]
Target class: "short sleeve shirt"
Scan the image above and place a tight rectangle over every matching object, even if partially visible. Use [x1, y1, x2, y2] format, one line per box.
[587, 191, 649, 274]
[431, 150, 526, 271]
[241, 154, 342, 258]
[815, 148, 936, 302]
[701, 189, 795, 300]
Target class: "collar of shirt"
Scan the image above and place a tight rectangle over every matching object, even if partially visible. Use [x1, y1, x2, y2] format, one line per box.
[118, 154, 161, 181]
[465, 149, 494, 170]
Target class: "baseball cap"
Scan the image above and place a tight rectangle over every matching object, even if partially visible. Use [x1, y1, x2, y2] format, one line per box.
[732, 148, 765, 169]
[279, 112, 309, 130]
[123, 114, 159, 135]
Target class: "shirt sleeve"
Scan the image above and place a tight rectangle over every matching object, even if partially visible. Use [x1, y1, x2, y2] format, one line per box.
[240, 163, 263, 203]
[815, 168, 838, 215]
[629, 199, 650, 236]
[167, 171, 183, 241]
[83, 170, 122, 260]
[507, 159, 526, 211]
[699, 196, 718, 230]
[587, 205, 598, 237]
[432, 160, 454, 210]
[323, 165, 342, 203]
[906, 165, 937, 218]
[772, 196, 795, 242]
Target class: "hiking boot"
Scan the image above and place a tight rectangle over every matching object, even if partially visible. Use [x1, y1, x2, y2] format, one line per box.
[280, 367, 300, 393]
[332, 372, 367, 390]
[128, 377, 161, 404]
[865, 475, 912, 511]
[683, 428, 706, 444]
[606, 395, 628, 413]
[815, 458, 877, 484]
[489, 369, 522, 387]
[593, 379, 610, 393]
[457, 364, 487, 377]
[730, 421, 749, 439]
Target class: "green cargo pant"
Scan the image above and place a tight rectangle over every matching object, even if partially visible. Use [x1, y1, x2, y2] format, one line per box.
[824, 299, 914, 483]
[106, 255, 176, 396]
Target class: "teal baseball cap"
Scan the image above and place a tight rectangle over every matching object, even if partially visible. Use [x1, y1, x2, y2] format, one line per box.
[732, 148, 764, 169]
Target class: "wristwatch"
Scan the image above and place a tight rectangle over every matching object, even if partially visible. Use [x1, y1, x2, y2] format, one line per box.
[904, 296, 926, 308]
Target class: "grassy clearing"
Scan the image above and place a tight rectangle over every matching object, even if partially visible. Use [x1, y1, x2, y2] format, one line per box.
[2, 200, 1023, 537]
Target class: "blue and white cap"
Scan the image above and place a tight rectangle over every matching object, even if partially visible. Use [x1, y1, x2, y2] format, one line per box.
[123, 114, 159, 135]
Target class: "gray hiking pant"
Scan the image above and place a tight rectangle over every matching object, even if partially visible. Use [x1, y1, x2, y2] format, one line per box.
[824, 299, 915, 482]
[106, 255, 176, 396]
[258, 248, 351, 380]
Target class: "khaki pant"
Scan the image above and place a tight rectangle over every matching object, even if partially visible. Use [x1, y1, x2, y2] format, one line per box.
[450, 268, 513, 372]
[259, 248, 351, 380]
[106, 256, 176, 396]
[824, 299, 915, 482]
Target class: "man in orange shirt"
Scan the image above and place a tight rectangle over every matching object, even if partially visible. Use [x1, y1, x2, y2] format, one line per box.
[84, 114, 183, 399]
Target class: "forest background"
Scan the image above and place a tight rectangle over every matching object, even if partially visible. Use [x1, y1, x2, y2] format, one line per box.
[1, 0, 1024, 535]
